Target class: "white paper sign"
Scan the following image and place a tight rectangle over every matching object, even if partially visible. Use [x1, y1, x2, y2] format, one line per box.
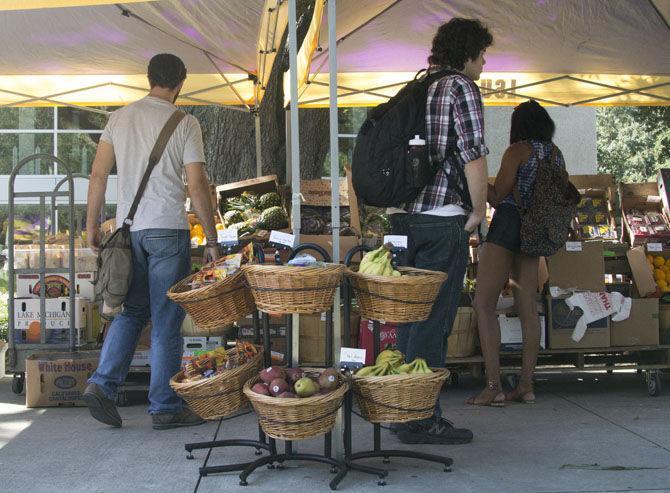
[383, 235, 408, 249]
[217, 228, 239, 245]
[269, 230, 296, 248]
[340, 347, 366, 370]
[647, 243, 663, 252]
[565, 241, 583, 252]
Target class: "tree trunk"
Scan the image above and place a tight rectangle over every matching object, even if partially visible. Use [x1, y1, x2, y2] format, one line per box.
[185, 0, 329, 186]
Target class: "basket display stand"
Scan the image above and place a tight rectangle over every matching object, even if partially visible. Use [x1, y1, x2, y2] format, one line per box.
[341, 246, 453, 483]
[177, 243, 276, 487]
[184, 309, 276, 487]
[237, 244, 349, 491]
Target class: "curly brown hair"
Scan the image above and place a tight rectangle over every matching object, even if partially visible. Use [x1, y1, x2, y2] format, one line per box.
[428, 18, 493, 70]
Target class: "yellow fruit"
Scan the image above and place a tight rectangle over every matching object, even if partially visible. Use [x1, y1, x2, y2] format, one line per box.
[657, 279, 668, 289]
[216, 223, 225, 231]
[654, 269, 666, 281]
[647, 254, 654, 264]
[664, 287, 670, 294]
[653, 256, 665, 267]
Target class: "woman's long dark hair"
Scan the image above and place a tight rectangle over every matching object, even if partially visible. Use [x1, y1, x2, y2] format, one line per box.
[510, 100, 555, 144]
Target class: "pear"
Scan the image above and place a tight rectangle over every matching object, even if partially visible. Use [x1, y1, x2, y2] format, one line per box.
[294, 376, 318, 398]
[318, 368, 340, 392]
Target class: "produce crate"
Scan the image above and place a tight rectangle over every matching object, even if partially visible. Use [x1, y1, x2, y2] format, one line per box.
[570, 174, 618, 241]
[620, 182, 670, 248]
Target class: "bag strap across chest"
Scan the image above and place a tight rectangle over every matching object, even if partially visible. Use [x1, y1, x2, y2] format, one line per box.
[123, 110, 186, 229]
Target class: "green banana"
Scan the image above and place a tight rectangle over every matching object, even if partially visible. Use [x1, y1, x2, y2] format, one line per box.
[356, 366, 377, 377]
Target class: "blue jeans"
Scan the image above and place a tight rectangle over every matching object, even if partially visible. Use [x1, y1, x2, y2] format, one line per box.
[89, 228, 191, 414]
[390, 214, 469, 418]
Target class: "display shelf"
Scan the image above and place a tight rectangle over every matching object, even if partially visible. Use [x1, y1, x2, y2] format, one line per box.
[340, 245, 452, 486]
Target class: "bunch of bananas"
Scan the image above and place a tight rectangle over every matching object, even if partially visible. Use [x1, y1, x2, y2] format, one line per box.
[355, 349, 433, 376]
[396, 358, 432, 374]
[358, 243, 401, 277]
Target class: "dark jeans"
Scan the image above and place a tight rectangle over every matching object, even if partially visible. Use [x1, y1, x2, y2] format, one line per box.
[390, 214, 469, 418]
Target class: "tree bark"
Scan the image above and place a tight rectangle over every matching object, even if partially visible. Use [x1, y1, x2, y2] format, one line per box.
[185, 0, 329, 186]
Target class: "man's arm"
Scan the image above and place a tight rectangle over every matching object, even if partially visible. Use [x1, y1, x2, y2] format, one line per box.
[464, 156, 488, 233]
[86, 140, 115, 253]
[185, 163, 219, 262]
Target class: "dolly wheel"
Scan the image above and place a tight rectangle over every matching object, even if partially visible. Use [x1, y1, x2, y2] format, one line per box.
[11, 373, 25, 394]
[647, 371, 662, 397]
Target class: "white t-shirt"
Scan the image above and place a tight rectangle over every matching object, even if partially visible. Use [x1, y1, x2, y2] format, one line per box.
[101, 96, 205, 232]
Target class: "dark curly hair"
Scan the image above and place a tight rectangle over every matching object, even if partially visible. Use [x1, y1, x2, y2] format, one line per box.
[147, 53, 187, 90]
[510, 100, 555, 144]
[429, 18, 493, 70]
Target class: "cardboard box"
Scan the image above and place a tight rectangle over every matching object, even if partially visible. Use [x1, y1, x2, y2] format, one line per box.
[570, 174, 618, 241]
[216, 175, 280, 214]
[498, 314, 546, 351]
[659, 303, 670, 344]
[620, 181, 670, 248]
[296, 171, 361, 262]
[25, 351, 99, 407]
[610, 298, 659, 346]
[237, 317, 287, 356]
[182, 336, 224, 364]
[547, 240, 605, 292]
[657, 169, 670, 221]
[131, 349, 151, 367]
[547, 297, 610, 349]
[627, 246, 657, 297]
[13, 297, 88, 346]
[15, 272, 96, 300]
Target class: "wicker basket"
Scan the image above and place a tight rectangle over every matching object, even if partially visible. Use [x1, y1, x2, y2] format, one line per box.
[446, 307, 477, 358]
[345, 267, 447, 323]
[167, 268, 255, 333]
[242, 369, 348, 440]
[241, 264, 344, 314]
[352, 368, 450, 423]
[170, 346, 263, 420]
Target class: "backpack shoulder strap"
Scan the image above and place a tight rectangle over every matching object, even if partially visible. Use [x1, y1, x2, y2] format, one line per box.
[123, 110, 186, 228]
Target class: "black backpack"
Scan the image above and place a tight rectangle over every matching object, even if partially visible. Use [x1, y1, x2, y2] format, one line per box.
[352, 69, 469, 208]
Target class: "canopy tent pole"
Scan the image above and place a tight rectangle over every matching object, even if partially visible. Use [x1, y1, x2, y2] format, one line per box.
[288, 0, 301, 372]
[254, 90, 263, 178]
[327, 0, 345, 460]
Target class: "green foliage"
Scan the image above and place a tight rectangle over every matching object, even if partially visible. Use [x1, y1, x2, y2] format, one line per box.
[597, 106, 670, 183]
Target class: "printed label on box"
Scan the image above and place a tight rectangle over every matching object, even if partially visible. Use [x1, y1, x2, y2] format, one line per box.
[565, 241, 583, 252]
[647, 243, 663, 252]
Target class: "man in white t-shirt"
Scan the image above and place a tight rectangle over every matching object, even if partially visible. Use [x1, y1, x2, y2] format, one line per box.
[83, 54, 219, 430]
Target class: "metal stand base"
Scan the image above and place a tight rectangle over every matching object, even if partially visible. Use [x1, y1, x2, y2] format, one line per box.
[238, 451, 347, 491]
[186, 418, 276, 492]
[349, 449, 453, 472]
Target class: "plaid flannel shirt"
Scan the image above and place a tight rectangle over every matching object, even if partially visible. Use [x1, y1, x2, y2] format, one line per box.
[405, 68, 489, 213]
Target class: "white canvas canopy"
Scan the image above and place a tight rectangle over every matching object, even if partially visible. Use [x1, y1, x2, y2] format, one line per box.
[0, 0, 287, 110]
[289, 0, 670, 107]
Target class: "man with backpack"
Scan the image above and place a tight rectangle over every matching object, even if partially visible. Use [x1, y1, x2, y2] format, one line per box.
[389, 19, 492, 445]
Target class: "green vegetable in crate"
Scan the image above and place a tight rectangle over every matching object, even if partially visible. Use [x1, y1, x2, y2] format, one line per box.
[358, 243, 401, 277]
[228, 219, 256, 236]
[226, 191, 260, 212]
[256, 206, 289, 230]
[223, 210, 245, 226]
[259, 192, 282, 210]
